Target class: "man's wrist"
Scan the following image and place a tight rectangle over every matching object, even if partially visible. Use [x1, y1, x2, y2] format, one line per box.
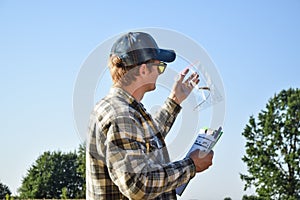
[186, 157, 197, 178]
[169, 92, 181, 105]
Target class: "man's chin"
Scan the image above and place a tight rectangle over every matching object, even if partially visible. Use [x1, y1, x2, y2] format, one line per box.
[146, 84, 156, 92]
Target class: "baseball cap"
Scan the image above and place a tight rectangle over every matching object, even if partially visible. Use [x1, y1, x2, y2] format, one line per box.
[110, 32, 176, 67]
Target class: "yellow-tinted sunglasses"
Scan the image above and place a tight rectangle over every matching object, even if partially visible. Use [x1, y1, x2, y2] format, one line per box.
[147, 62, 167, 74]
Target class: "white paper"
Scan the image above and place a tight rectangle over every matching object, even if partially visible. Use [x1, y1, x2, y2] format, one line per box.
[176, 126, 223, 196]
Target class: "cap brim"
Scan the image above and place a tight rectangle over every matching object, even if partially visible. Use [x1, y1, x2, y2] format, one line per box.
[156, 49, 176, 63]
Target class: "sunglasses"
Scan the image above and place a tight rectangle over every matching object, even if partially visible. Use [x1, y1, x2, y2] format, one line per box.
[147, 62, 167, 74]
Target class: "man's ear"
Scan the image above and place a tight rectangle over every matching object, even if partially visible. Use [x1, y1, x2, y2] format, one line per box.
[139, 64, 148, 76]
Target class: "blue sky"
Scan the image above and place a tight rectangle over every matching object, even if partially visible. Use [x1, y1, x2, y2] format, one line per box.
[1, 1, 300, 199]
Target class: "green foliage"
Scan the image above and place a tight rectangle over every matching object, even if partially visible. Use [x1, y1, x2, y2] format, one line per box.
[76, 143, 86, 198]
[18, 144, 86, 199]
[242, 195, 264, 200]
[0, 181, 11, 199]
[241, 88, 300, 199]
[61, 187, 68, 199]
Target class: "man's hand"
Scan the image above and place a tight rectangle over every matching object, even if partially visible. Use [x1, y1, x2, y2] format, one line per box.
[189, 149, 214, 173]
[169, 68, 199, 104]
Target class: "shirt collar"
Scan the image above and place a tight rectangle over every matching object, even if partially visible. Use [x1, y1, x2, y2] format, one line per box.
[109, 86, 146, 111]
[110, 86, 136, 103]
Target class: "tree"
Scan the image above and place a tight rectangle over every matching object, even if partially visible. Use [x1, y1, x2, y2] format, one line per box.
[241, 88, 300, 199]
[18, 147, 85, 199]
[0, 181, 11, 199]
[61, 187, 68, 199]
[76, 143, 86, 198]
[242, 195, 264, 200]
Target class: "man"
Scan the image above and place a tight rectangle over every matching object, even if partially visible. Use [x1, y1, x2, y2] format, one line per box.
[86, 32, 214, 199]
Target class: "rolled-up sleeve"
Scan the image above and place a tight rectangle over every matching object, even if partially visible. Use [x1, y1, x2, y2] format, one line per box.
[152, 98, 182, 138]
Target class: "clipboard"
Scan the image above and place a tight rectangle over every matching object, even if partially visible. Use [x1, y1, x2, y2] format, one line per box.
[176, 126, 223, 196]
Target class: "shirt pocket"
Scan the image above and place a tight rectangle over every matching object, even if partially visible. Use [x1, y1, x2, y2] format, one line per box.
[145, 135, 164, 153]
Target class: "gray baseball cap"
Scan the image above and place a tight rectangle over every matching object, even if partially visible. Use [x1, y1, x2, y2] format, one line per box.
[110, 32, 176, 67]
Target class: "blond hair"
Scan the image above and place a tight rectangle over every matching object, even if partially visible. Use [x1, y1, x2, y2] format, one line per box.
[108, 55, 153, 86]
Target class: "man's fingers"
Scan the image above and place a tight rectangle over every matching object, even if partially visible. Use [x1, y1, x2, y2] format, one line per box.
[177, 68, 200, 87]
[178, 67, 189, 82]
[184, 72, 199, 87]
[192, 73, 200, 85]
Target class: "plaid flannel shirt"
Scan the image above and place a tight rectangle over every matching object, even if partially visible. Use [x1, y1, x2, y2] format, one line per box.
[86, 87, 196, 200]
